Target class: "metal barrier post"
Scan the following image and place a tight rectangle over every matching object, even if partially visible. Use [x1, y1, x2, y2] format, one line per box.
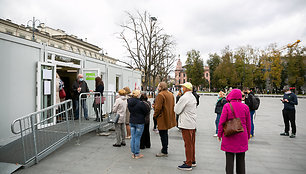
[30, 115, 39, 164]
[19, 120, 27, 164]
[65, 102, 70, 135]
[76, 95, 82, 145]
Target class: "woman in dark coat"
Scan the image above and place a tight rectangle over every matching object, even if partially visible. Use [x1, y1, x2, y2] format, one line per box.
[214, 91, 227, 136]
[94, 77, 104, 121]
[140, 93, 151, 149]
[128, 90, 150, 159]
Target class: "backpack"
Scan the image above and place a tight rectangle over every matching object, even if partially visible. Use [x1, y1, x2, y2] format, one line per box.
[251, 95, 260, 110]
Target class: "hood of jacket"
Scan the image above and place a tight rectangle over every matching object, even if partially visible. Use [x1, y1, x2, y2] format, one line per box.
[226, 89, 242, 102]
[127, 97, 139, 107]
[120, 95, 127, 100]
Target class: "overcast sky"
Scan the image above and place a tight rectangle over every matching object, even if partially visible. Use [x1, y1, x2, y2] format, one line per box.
[1, 0, 305, 66]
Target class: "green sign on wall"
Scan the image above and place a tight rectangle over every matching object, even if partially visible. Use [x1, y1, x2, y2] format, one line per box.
[86, 73, 95, 80]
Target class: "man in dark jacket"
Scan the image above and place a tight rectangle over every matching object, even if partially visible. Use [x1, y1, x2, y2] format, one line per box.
[280, 86, 298, 138]
[72, 74, 89, 120]
[244, 88, 256, 137]
[192, 87, 200, 107]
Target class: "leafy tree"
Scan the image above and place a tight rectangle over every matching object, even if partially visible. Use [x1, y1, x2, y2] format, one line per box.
[233, 46, 259, 88]
[185, 50, 205, 88]
[259, 44, 283, 92]
[285, 46, 305, 93]
[214, 46, 239, 88]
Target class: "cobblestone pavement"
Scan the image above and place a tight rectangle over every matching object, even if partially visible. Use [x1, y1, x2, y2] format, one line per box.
[14, 96, 306, 174]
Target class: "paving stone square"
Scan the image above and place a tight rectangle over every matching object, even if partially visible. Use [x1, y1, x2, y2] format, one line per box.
[14, 96, 306, 174]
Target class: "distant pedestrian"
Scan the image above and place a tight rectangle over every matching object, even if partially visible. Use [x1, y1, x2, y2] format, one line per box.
[153, 82, 176, 157]
[174, 82, 197, 171]
[124, 86, 132, 139]
[280, 86, 298, 138]
[112, 89, 127, 147]
[214, 91, 227, 137]
[192, 87, 200, 107]
[93, 77, 104, 121]
[128, 90, 150, 159]
[243, 88, 255, 137]
[72, 74, 89, 120]
[218, 89, 251, 174]
[140, 93, 151, 149]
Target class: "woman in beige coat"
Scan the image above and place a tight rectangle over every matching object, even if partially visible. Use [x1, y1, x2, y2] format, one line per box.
[112, 89, 128, 147]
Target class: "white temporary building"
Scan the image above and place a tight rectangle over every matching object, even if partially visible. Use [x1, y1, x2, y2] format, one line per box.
[0, 32, 141, 146]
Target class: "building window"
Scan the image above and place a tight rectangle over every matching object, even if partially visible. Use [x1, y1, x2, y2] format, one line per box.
[178, 79, 180, 84]
[179, 73, 180, 77]
[183, 74, 185, 77]
[206, 73, 208, 77]
[183, 79, 185, 83]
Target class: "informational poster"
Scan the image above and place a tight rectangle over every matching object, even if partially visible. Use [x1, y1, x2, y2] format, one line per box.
[43, 69, 52, 80]
[44, 80, 51, 95]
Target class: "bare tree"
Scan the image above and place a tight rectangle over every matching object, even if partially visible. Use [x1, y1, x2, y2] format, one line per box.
[119, 11, 175, 90]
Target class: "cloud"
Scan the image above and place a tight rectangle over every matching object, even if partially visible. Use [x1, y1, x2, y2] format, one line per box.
[0, 0, 305, 66]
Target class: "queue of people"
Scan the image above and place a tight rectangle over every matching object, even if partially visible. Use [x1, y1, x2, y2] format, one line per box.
[58, 73, 299, 173]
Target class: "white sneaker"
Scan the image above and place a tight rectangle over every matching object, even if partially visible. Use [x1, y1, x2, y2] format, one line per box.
[213, 134, 218, 137]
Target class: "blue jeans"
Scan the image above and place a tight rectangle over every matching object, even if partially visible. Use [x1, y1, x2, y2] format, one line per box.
[250, 110, 255, 136]
[130, 123, 144, 156]
[215, 114, 221, 134]
[74, 99, 88, 119]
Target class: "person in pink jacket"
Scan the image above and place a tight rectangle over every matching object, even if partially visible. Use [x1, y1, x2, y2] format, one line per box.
[217, 89, 251, 174]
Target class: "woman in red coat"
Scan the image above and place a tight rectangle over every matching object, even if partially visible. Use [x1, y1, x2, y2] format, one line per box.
[218, 89, 251, 174]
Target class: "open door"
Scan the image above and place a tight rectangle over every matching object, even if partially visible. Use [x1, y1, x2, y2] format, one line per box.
[36, 62, 56, 126]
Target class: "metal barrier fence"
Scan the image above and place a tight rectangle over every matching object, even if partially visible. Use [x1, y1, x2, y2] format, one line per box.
[75, 91, 116, 142]
[76, 91, 116, 121]
[5, 91, 116, 166]
[10, 100, 74, 166]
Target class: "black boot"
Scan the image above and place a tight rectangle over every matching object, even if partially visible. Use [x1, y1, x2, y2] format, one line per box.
[280, 132, 289, 136]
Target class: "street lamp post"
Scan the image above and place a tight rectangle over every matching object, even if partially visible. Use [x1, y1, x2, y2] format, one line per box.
[148, 16, 157, 96]
[27, 17, 41, 41]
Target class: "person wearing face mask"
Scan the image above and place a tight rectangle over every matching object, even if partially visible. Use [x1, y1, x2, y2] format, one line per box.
[72, 74, 89, 120]
[214, 91, 227, 137]
[174, 82, 197, 171]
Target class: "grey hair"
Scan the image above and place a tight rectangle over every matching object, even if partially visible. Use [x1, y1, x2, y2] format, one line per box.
[283, 85, 290, 91]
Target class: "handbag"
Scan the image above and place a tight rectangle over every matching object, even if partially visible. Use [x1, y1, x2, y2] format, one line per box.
[95, 96, 105, 105]
[223, 103, 244, 137]
[108, 113, 120, 124]
[59, 89, 66, 99]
